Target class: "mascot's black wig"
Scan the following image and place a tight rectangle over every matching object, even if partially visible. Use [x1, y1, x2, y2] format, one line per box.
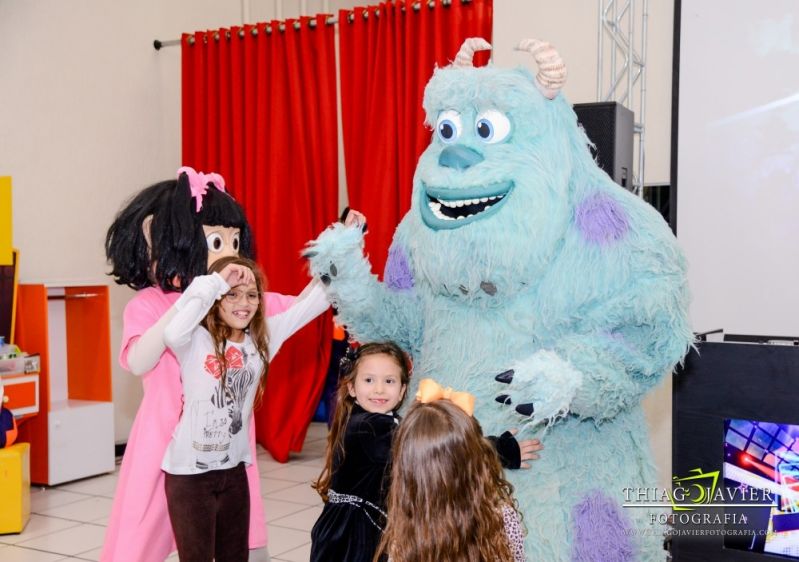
[105, 171, 253, 292]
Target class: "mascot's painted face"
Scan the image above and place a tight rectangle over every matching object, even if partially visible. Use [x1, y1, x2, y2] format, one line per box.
[403, 63, 577, 303]
[203, 225, 241, 268]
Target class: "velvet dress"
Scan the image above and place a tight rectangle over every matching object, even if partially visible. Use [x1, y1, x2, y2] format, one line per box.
[310, 404, 398, 562]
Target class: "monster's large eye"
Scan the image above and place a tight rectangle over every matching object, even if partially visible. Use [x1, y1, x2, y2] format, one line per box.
[435, 110, 462, 144]
[232, 232, 240, 253]
[475, 110, 511, 144]
[206, 232, 224, 253]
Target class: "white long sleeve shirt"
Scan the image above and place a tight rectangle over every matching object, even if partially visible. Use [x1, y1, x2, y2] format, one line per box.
[161, 274, 328, 475]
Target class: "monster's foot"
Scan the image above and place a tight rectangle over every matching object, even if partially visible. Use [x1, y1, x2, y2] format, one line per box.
[571, 490, 639, 562]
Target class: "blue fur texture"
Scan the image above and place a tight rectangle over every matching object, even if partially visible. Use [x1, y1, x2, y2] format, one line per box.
[307, 53, 692, 561]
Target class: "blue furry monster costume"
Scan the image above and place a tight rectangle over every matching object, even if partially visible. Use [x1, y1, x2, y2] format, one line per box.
[307, 38, 692, 561]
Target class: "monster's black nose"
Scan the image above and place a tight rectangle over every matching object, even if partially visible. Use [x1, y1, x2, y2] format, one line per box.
[438, 145, 484, 170]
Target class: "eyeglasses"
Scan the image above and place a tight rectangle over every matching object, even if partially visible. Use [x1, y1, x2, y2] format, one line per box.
[223, 289, 260, 305]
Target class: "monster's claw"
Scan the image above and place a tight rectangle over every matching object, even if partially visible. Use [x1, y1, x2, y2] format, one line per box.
[495, 369, 515, 384]
[302, 250, 318, 259]
[515, 403, 535, 417]
[496, 394, 512, 405]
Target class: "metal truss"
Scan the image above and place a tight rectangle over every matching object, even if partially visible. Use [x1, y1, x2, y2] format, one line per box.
[597, 0, 648, 195]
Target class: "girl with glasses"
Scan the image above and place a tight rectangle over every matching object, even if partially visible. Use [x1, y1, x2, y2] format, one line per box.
[160, 255, 327, 561]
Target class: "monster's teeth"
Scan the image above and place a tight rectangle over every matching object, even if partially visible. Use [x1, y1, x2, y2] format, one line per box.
[429, 201, 451, 220]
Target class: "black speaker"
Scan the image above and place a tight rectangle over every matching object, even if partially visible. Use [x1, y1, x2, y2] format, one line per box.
[573, 102, 634, 190]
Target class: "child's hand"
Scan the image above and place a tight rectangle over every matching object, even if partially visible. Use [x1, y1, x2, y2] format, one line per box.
[219, 263, 255, 288]
[509, 428, 542, 469]
[340, 207, 367, 232]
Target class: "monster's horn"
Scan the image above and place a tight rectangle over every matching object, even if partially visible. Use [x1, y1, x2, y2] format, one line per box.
[453, 37, 492, 67]
[515, 39, 567, 99]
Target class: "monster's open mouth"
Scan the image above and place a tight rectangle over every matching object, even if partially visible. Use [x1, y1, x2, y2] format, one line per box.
[421, 181, 513, 229]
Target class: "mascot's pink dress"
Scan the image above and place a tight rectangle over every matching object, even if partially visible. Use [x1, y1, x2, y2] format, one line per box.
[101, 288, 295, 562]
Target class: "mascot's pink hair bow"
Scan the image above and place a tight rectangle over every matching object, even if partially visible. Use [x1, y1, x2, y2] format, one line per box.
[177, 166, 227, 212]
[416, 378, 476, 416]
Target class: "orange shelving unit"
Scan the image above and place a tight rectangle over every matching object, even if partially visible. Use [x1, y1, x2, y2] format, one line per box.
[14, 284, 114, 485]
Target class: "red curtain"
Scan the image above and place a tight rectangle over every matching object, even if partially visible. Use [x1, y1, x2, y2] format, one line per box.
[339, 0, 492, 276]
[181, 15, 337, 462]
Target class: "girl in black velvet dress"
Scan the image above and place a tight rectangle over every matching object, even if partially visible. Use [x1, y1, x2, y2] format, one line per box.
[310, 341, 411, 562]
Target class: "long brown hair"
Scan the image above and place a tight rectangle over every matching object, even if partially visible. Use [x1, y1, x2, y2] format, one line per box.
[202, 256, 270, 402]
[312, 341, 411, 501]
[376, 400, 523, 562]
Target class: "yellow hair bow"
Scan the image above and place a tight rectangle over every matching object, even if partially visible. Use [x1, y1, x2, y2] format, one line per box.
[415, 378, 475, 416]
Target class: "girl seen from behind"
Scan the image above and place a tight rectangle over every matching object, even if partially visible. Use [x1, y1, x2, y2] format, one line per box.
[310, 342, 411, 562]
[377, 395, 526, 562]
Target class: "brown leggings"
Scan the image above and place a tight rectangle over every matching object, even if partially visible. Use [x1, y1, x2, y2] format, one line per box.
[164, 463, 250, 562]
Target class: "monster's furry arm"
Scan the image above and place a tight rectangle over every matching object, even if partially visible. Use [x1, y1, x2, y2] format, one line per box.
[506, 280, 692, 424]
[305, 223, 422, 352]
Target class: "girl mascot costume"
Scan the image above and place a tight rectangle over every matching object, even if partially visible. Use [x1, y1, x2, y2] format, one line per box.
[306, 39, 692, 561]
[102, 168, 304, 562]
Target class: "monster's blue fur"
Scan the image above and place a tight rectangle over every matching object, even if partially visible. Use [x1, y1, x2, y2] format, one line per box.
[308, 58, 691, 561]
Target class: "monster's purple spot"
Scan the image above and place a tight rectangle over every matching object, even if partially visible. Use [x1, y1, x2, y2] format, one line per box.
[384, 244, 414, 291]
[571, 490, 635, 562]
[575, 192, 629, 245]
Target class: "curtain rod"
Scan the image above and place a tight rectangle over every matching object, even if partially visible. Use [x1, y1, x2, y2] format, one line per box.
[153, 0, 470, 50]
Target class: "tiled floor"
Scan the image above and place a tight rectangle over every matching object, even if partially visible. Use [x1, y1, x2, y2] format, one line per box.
[0, 422, 329, 561]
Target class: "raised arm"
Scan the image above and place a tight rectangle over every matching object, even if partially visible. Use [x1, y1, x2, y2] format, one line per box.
[304, 223, 423, 354]
[267, 278, 330, 357]
[163, 272, 231, 352]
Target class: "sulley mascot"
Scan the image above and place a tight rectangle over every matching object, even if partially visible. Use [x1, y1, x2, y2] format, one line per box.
[307, 38, 692, 561]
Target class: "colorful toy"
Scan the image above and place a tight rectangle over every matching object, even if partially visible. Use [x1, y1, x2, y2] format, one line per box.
[0, 378, 18, 448]
[307, 38, 692, 561]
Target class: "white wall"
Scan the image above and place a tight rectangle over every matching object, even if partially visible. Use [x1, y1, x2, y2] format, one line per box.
[0, 0, 357, 443]
[493, 0, 676, 488]
[676, 0, 799, 338]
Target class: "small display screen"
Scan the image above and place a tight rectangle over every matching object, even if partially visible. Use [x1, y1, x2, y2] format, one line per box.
[724, 418, 799, 559]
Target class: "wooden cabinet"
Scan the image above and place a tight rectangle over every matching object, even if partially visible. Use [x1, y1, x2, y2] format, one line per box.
[13, 284, 114, 485]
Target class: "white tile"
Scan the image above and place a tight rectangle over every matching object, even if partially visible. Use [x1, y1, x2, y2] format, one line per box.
[263, 498, 312, 522]
[295, 456, 326, 469]
[0, 514, 81, 545]
[0, 545, 66, 561]
[30, 489, 90, 513]
[265, 465, 323, 484]
[16, 523, 106, 556]
[275, 541, 312, 562]
[271, 505, 323, 532]
[248, 546, 271, 561]
[265, 482, 323, 506]
[265, 526, 309, 557]
[256, 457, 284, 473]
[57, 473, 118, 498]
[36, 496, 113, 524]
[260, 477, 300, 495]
[74, 546, 102, 561]
[304, 422, 329, 442]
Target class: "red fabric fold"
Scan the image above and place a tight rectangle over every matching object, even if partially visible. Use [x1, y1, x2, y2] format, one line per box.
[181, 16, 337, 462]
[339, 0, 493, 276]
